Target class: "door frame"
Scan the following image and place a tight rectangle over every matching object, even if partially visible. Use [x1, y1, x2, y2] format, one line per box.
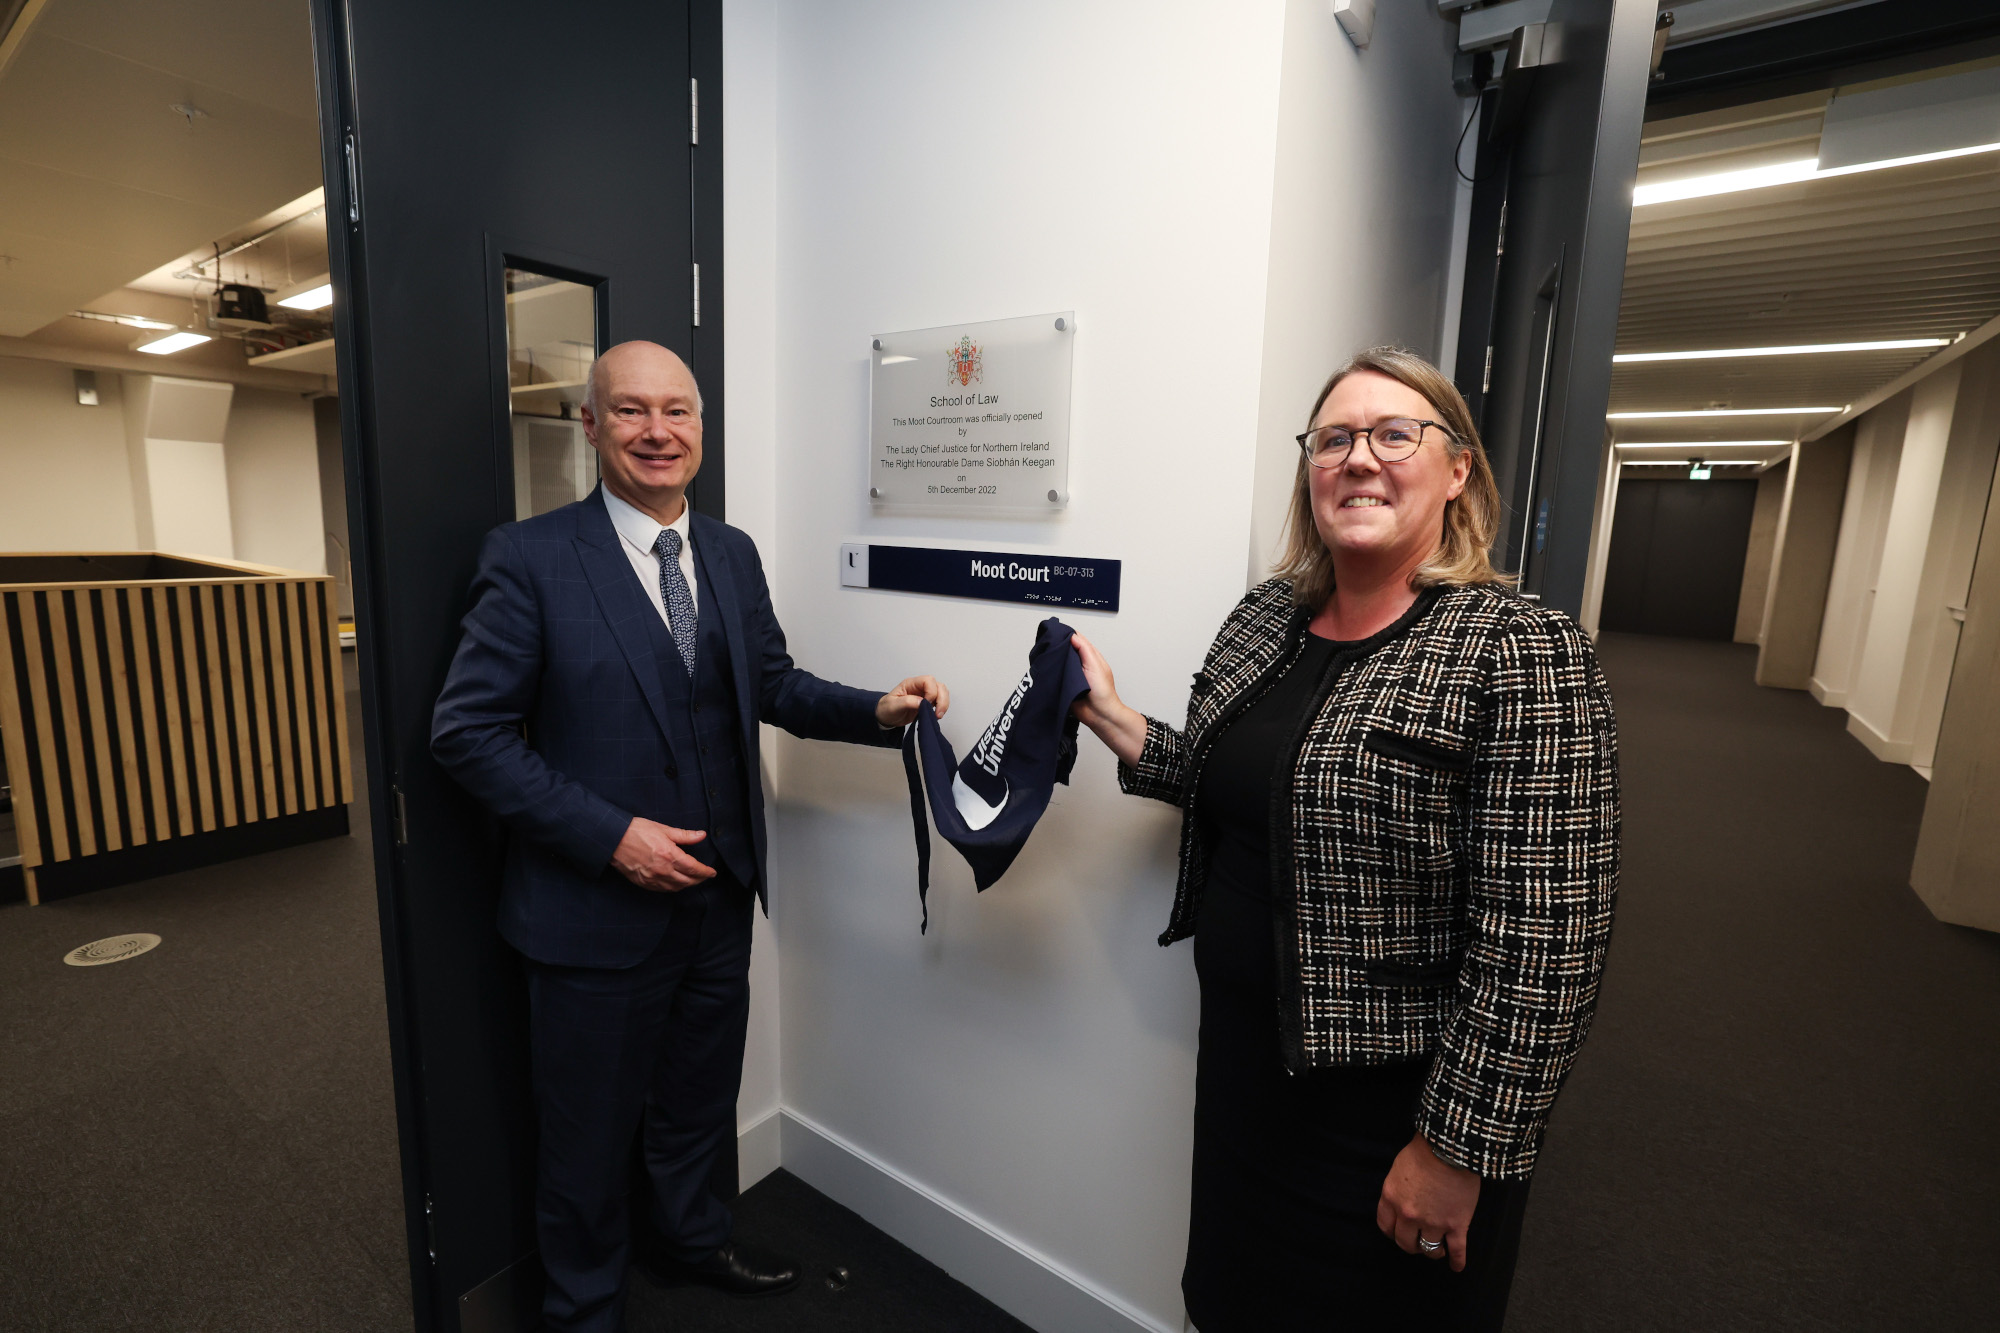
[306, 3, 726, 1327]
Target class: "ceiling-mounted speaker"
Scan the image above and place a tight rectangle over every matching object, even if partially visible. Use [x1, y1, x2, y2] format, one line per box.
[216, 282, 272, 328]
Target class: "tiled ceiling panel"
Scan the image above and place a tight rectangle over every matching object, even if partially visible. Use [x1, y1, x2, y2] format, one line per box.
[0, 0, 320, 338]
[1611, 71, 2000, 440]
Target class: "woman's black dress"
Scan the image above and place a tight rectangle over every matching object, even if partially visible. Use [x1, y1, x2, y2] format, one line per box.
[1181, 633, 1530, 1333]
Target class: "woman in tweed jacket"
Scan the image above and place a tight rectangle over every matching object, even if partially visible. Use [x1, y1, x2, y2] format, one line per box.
[1071, 347, 1618, 1331]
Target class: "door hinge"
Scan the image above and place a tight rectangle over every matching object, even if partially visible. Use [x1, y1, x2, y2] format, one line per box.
[391, 784, 408, 845]
[343, 130, 361, 225]
[1481, 344, 1494, 393]
[690, 77, 699, 144]
[423, 1193, 438, 1264]
[692, 263, 701, 327]
[1495, 199, 1507, 256]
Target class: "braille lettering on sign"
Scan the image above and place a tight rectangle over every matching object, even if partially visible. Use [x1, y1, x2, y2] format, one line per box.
[839, 543, 1119, 612]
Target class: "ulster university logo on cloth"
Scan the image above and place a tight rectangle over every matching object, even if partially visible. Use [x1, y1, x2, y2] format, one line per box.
[946, 334, 983, 387]
[902, 618, 1090, 931]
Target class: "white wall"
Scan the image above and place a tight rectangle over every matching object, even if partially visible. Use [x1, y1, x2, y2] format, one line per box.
[1847, 365, 1961, 760]
[0, 360, 329, 570]
[1245, 0, 1468, 582]
[225, 387, 326, 573]
[1904, 342, 2000, 772]
[1813, 391, 1909, 703]
[1805, 343, 2000, 775]
[123, 374, 237, 560]
[725, 3, 1468, 1328]
[0, 359, 139, 551]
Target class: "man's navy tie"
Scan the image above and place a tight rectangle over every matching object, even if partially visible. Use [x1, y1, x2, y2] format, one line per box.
[654, 528, 697, 676]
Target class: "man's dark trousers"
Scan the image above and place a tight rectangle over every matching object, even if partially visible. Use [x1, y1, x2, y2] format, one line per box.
[430, 490, 897, 1333]
[526, 868, 753, 1333]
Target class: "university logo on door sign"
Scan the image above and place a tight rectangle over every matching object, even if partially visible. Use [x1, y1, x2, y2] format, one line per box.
[946, 335, 983, 386]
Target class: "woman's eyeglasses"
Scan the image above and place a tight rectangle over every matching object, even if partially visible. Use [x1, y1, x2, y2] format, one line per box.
[1296, 418, 1454, 469]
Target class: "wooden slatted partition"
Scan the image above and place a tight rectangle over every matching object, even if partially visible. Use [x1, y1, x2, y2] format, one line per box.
[0, 553, 352, 905]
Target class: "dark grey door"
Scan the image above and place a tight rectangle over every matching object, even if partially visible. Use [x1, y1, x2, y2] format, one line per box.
[1451, 0, 1658, 615]
[307, 3, 722, 1328]
[1600, 478, 1759, 639]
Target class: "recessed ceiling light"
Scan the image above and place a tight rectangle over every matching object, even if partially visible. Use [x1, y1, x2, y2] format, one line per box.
[134, 330, 212, 355]
[1608, 407, 1841, 419]
[1622, 459, 1770, 467]
[1617, 440, 1790, 448]
[1634, 141, 2000, 207]
[1613, 338, 1951, 363]
[276, 282, 334, 311]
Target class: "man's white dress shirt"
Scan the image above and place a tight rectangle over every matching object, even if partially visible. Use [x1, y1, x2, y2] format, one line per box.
[602, 486, 698, 632]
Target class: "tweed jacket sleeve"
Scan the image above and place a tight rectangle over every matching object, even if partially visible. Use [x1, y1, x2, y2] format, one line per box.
[1414, 607, 1620, 1178]
[1116, 716, 1190, 805]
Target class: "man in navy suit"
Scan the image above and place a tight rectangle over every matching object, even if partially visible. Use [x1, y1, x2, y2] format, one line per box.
[432, 341, 948, 1332]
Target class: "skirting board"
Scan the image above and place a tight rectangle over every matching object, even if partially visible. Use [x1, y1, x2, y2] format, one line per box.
[738, 1106, 783, 1192]
[765, 1107, 1175, 1333]
[1808, 677, 1846, 707]
[1846, 711, 1915, 765]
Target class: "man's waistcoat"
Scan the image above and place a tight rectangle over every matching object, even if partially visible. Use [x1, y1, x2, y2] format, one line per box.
[639, 572, 755, 888]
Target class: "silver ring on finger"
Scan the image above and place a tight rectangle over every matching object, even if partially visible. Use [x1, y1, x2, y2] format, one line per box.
[1417, 1234, 1445, 1255]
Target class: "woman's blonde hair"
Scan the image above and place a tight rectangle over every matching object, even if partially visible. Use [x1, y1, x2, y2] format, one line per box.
[1274, 345, 1510, 609]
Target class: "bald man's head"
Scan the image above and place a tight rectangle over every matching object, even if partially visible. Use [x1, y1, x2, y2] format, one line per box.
[580, 341, 705, 522]
[584, 341, 703, 420]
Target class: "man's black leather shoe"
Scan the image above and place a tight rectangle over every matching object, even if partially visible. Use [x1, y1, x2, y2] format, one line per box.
[649, 1239, 800, 1297]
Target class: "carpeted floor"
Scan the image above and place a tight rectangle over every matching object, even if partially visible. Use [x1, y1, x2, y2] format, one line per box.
[628, 1169, 1030, 1332]
[5, 636, 1996, 1331]
[1507, 633, 2000, 1331]
[0, 660, 407, 1332]
[0, 659, 1023, 1333]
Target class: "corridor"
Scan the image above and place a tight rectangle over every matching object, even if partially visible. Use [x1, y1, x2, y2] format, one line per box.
[1511, 633, 2000, 1330]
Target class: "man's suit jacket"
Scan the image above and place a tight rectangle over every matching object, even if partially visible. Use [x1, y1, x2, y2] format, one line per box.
[431, 487, 896, 968]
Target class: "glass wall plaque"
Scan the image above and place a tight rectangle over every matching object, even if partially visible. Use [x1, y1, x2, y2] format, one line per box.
[869, 311, 1074, 513]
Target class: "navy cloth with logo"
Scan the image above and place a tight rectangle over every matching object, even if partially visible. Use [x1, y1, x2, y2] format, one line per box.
[902, 616, 1092, 929]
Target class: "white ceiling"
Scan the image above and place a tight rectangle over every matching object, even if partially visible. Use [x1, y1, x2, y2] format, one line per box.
[1612, 61, 2000, 449]
[0, 0, 321, 338]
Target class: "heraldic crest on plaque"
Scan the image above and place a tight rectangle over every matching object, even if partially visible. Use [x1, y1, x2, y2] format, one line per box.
[946, 335, 983, 387]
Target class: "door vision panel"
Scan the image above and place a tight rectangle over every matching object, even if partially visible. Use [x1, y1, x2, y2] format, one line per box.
[308, 3, 722, 1327]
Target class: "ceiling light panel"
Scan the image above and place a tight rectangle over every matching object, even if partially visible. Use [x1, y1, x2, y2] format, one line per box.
[1608, 407, 1841, 419]
[134, 331, 211, 355]
[277, 282, 334, 311]
[1633, 142, 2000, 206]
[1613, 338, 1951, 362]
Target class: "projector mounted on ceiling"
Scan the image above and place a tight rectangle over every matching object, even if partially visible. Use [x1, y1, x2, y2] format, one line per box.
[214, 282, 273, 329]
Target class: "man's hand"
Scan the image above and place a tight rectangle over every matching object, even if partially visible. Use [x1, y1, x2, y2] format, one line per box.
[610, 817, 718, 892]
[1377, 1134, 1481, 1272]
[875, 675, 950, 728]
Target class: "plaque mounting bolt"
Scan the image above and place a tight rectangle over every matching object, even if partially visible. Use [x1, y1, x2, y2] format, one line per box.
[1054, 317, 1070, 332]
[869, 487, 882, 499]
[1047, 490, 1060, 503]
[871, 338, 882, 351]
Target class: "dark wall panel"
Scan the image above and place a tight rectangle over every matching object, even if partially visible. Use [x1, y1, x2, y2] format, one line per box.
[1601, 478, 1759, 640]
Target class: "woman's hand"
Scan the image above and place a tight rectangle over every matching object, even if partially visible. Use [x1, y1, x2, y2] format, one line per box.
[1069, 632, 1148, 768]
[1377, 1134, 1481, 1272]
